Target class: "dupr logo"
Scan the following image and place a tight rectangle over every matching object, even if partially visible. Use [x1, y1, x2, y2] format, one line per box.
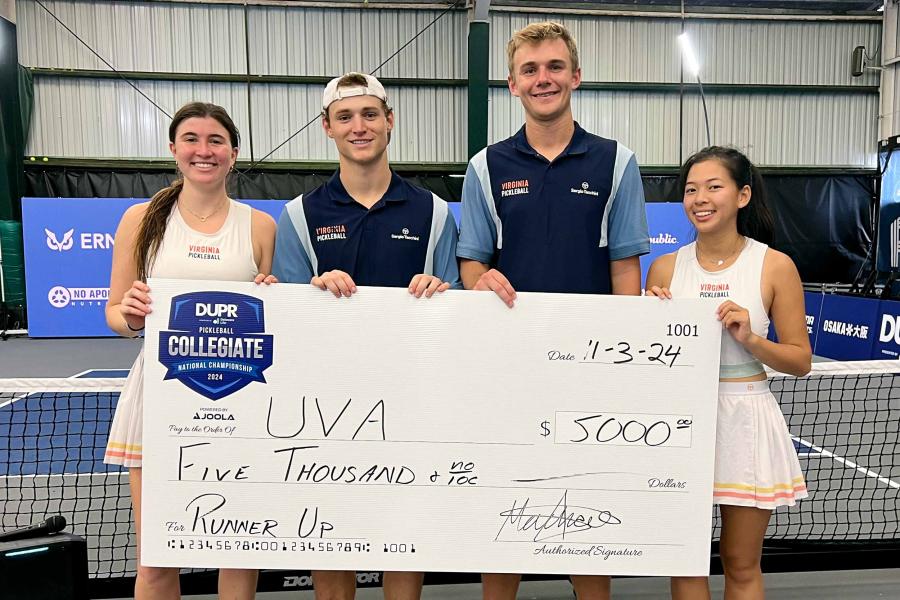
[879, 313, 900, 345]
[159, 291, 273, 400]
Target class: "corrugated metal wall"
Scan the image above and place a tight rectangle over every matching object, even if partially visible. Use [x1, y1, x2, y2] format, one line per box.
[249, 84, 466, 163]
[17, 1, 880, 168]
[29, 79, 250, 158]
[29, 78, 467, 161]
[18, 0, 248, 73]
[246, 5, 467, 78]
[490, 13, 880, 87]
[491, 89, 878, 167]
[490, 12, 880, 167]
[18, 0, 468, 162]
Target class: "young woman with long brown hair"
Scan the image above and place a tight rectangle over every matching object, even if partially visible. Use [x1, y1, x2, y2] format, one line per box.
[104, 102, 276, 599]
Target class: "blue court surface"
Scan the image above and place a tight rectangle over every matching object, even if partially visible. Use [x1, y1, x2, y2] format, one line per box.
[1, 384, 120, 477]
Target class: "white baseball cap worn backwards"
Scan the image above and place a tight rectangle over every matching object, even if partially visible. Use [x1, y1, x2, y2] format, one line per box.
[322, 73, 388, 111]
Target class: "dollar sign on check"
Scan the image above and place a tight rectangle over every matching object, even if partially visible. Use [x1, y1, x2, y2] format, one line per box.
[540, 420, 551, 437]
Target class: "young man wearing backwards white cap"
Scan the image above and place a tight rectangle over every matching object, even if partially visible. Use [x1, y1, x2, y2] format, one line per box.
[273, 72, 459, 298]
[272, 72, 460, 599]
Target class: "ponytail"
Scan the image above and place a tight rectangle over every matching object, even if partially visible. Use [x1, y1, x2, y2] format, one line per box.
[738, 162, 774, 245]
[134, 179, 183, 282]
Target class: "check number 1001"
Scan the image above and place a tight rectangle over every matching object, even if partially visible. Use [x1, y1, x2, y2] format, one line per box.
[667, 323, 698, 337]
[383, 543, 416, 553]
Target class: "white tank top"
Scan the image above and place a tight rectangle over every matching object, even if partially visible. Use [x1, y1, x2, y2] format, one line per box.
[669, 237, 769, 378]
[149, 199, 259, 281]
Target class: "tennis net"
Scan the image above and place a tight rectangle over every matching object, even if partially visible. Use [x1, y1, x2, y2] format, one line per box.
[1, 361, 898, 595]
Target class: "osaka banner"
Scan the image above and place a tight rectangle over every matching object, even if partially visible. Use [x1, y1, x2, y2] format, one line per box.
[21, 198, 285, 337]
[813, 293, 880, 361]
[877, 150, 900, 272]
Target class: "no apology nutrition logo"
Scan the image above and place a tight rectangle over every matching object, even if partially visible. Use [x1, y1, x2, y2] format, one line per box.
[158, 292, 273, 400]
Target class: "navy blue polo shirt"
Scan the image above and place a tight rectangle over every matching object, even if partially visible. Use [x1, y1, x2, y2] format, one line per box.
[272, 171, 460, 288]
[457, 123, 649, 294]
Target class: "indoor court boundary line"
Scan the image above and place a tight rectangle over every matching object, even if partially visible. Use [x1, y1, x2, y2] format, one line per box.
[0, 391, 37, 411]
[69, 368, 130, 379]
[792, 435, 900, 489]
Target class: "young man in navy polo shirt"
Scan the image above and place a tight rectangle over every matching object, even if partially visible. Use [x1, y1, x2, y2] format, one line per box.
[272, 72, 460, 600]
[273, 73, 459, 299]
[457, 22, 650, 600]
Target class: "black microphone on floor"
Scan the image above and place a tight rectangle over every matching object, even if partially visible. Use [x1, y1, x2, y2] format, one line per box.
[0, 516, 67, 543]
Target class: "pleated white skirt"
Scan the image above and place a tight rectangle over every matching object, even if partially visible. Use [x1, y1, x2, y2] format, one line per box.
[104, 350, 144, 468]
[713, 380, 808, 509]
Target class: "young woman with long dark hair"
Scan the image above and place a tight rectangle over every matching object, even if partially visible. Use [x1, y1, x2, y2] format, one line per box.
[646, 146, 811, 599]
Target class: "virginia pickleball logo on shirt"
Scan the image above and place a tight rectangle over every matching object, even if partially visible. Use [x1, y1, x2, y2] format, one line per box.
[315, 224, 348, 242]
[187, 244, 222, 261]
[699, 282, 731, 299]
[158, 291, 273, 400]
[500, 179, 529, 197]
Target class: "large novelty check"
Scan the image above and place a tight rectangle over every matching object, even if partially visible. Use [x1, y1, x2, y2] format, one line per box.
[142, 279, 721, 576]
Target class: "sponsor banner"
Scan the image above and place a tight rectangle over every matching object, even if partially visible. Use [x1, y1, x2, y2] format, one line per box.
[873, 299, 900, 360]
[448, 202, 461, 226]
[640, 203, 693, 286]
[23, 198, 134, 337]
[814, 294, 879, 361]
[766, 292, 822, 345]
[280, 571, 381, 590]
[22, 198, 286, 337]
[24, 198, 685, 336]
[877, 150, 900, 273]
